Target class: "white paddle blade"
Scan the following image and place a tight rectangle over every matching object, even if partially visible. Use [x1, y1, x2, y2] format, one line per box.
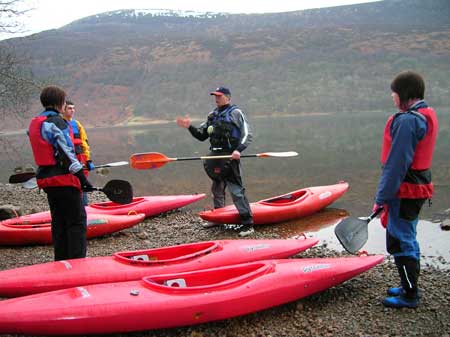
[22, 177, 38, 189]
[105, 161, 129, 167]
[261, 151, 298, 157]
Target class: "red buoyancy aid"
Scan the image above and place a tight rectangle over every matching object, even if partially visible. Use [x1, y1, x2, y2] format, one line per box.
[28, 115, 81, 190]
[380, 107, 438, 199]
[29, 116, 56, 166]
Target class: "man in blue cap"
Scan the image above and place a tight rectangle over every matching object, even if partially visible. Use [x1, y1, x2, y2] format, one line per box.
[176, 86, 254, 236]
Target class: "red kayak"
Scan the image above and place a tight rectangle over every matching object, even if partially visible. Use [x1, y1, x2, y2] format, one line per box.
[86, 194, 206, 216]
[0, 255, 383, 335]
[0, 212, 145, 246]
[0, 193, 206, 226]
[0, 238, 318, 297]
[199, 182, 349, 224]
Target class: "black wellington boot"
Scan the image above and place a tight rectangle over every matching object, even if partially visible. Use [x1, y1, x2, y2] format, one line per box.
[383, 256, 420, 308]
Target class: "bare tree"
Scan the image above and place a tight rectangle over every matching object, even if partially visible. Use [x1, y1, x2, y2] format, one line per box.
[0, 0, 40, 127]
[0, 0, 27, 34]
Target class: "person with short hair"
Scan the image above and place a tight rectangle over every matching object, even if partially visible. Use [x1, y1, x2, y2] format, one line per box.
[28, 85, 94, 261]
[176, 86, 254, 236]
[373, 71, 438, 308]
[62, 100, 95, 206]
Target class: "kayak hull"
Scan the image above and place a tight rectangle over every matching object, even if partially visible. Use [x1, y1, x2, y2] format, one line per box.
[199, 182, 349, 224]
[0, 212, 145, 246]
[86, 194, 206, 216]
[0, 238, 318, 297]
[0, 194, 206, 226]
[0, 255, 383, 335]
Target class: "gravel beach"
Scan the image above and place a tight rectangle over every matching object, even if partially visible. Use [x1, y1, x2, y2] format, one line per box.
[0, 183, 449, 337]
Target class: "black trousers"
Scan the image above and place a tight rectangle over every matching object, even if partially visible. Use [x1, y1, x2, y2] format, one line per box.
[394, 256, 420, 299]
[45, 186, 87, 261]
[210, 160, 253, 225]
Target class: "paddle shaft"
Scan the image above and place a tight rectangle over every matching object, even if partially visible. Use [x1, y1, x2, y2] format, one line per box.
[366, 206, 384, 222]
[129, 151, 298, 170]
[93, 161, 128, 169]
[9, 161, 127, 183]
[168, 154, 259, 162]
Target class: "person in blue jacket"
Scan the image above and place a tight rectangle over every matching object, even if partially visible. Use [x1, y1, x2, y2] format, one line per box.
[28, 85, 94, 261]
[373, 71, 438, 308]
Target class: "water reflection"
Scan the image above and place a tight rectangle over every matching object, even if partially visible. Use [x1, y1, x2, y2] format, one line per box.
[1, 112, 449, 267]
[261, 208, 349, 239]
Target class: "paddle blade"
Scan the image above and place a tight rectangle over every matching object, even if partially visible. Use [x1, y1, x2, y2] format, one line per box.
[129, 153, 172, 169]
[334, 216, 369, 254]
[257, 151, 298, 158]
[22, 177, 38, 189]
[9, 172, 36, 184]
[101, 180, 133, 204]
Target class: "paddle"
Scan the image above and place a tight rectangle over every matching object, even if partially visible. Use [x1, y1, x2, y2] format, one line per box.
[91, 180, 133, 204]
[334, 207, 383, 254]
[9, 171, 36, 184]
[129, 151, 299, 170]
[15, 177, 132, 203]
[8, 161, 128, 184]
[93, 161, 129, 169]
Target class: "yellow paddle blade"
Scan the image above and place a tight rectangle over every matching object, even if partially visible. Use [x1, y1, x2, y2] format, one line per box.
[129, 152, 173, 170]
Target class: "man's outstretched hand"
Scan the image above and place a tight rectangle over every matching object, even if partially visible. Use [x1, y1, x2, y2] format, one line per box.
[176, 116, 191, 128]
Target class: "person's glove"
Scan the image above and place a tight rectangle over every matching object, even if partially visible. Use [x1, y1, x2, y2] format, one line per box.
[86, 160, 95, 171]
[372, 203, 382, 214]
[74, 169, 95, 192]
[372, 203, 389, 228]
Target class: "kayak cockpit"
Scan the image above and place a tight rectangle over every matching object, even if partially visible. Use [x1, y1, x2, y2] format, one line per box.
[88, 197, 144, 210]
[143, 262, 273, 292]
[114, 241, 221, 265]
[260, 189, 309, 206]
[1, 223, 50, 229]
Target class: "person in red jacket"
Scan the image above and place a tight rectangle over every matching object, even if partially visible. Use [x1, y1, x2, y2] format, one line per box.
[373, 71, 438, 308]
[28, 85, 94, 261]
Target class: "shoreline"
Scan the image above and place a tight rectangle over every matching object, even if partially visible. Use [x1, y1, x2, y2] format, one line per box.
[0, 111, 336, 135]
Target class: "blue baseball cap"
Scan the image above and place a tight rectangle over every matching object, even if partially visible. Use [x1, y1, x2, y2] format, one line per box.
[210, 86, 231, 96]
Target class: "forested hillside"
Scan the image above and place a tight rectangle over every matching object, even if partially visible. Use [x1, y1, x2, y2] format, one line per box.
[1, 0, 449, 129]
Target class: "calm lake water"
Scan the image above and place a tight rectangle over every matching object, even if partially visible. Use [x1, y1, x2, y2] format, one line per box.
[1, 111, 449, 266]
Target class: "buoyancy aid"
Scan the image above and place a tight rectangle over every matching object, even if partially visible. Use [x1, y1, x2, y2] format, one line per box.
[207, 105, 241, 152]
[381, 104, 438, 199]
[69, 120, 83, 155]
[68, 119, 88, 168]
[29, 116, 56, 166]
[28, 113, 81, 190]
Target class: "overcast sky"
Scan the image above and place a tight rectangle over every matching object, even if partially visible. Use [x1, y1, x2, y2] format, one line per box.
[2, 0, 380, 40]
